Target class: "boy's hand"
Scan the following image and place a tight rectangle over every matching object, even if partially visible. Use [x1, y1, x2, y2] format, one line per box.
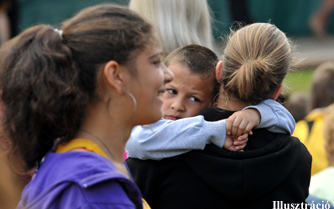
[223, 133, 248, 151]
[225, 108, 260, 136]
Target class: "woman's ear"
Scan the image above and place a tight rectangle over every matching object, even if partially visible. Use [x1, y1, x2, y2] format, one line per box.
[271, 84, 283, 100]
[215, 61, 223, 82]
[103, 60, 126, 95]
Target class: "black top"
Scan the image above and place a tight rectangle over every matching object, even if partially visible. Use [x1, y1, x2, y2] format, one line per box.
[126, 107, 312, 209]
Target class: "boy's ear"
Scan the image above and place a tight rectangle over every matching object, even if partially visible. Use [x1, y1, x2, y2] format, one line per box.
[215, 61, 223, 82]
[271, 84, 283, 100]
[103, 60, 125, 95]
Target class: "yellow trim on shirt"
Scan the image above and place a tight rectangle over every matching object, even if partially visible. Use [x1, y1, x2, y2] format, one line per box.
[56, 138, 152, 209]
[56, 138, 108, 158]
[142, 198, 151, 209]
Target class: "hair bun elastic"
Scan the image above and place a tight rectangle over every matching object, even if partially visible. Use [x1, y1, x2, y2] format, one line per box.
[54, 28, 63, 38]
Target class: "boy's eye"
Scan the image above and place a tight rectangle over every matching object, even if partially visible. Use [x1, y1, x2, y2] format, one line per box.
[189, 96, 201, 102]
[167, 89, 177, 95]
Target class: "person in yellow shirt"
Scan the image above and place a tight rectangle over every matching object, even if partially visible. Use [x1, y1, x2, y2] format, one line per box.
[293, 61, 334, 175]
[308, 103, 334, 204]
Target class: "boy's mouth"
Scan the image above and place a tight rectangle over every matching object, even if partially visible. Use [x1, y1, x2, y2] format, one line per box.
[165, 115, 180, 120]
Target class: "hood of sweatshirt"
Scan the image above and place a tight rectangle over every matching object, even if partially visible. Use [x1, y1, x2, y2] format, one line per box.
[178, 107, 312, 202]
[181, 131, 311, 201]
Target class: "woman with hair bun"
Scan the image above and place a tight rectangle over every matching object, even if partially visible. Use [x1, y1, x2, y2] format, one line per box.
[0, 4, 173, 209]
[126, 23, 312, 209]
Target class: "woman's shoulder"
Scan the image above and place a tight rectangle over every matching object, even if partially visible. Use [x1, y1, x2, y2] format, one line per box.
[20, 151, 140, 209]
[191, 131, 311, 161]
[38, 151, 125, 184]
[23, 151, 128, 198]
[198, 107, 235, 121]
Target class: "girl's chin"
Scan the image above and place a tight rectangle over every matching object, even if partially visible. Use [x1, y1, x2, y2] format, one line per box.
[156, 96, 163, 104]
[147, 110, 163, 124]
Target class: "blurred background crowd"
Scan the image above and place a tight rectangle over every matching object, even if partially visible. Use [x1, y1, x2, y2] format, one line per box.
[1, 0, 334, 67]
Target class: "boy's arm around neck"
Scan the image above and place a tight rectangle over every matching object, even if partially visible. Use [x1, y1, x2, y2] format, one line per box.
[125, 116, 226, 160]
[244, 99, 295, 134]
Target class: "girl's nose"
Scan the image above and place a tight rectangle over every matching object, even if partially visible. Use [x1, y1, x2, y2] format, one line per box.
[162, 64, 174, 84]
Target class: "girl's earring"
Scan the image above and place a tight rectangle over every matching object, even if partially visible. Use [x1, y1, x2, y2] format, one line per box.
[123, 91, 137, 123]
[106, 91, 137, 124]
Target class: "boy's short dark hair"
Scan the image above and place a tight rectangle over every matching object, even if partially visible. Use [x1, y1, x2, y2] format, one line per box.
[164, 44, 220, 104]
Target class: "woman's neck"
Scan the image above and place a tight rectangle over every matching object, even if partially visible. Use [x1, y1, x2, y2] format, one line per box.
[76, 102, 133, 163]
[216, 94, 248, 111]
[75, 120, 132, 179]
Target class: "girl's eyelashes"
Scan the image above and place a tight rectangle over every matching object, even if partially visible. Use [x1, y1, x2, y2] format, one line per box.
[153, 60, 162, 66]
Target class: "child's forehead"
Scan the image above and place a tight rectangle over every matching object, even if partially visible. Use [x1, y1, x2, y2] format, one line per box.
[168, 63, 214, 88]
[169, 62, 208, 80]
[168, 61, 191, 73]
[168, 61, 210, 77]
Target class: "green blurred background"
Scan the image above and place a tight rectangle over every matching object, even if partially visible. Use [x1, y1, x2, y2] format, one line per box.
[284, 69, 314, 95]
[16, 0, 333, 95]
[18, 0, 334, 38]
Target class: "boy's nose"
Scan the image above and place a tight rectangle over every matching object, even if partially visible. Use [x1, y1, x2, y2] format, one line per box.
[171, 100, 185, 112]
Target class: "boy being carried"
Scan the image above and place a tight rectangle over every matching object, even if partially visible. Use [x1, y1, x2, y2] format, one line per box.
[126, 45, 295, 160]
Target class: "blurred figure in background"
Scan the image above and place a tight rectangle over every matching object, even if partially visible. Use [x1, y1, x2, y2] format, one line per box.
[308, 103, 334, 204]
[0, 130, 17, 209]
[293, 61, 334, 176]
[0, 0, 18, 45]
[285, 92, 309, 123]
[309, 0, 334, 39]
[0, 102, 33, 209]
[129, 0, 217, 59]
[227, 0, 253, 26]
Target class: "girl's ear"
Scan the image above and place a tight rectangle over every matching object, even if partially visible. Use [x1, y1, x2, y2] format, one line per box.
[103, 60, 126, 95]
[215, 61, 223, 82]
[271, 84, 283, 100]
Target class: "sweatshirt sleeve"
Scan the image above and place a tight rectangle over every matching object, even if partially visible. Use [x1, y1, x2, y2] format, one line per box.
[125, 116, 226, 160]
[126, 99, 295, 161]
[243, 99, 295, 134]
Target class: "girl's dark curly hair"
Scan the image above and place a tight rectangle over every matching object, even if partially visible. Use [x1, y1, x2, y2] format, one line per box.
[0, 4, 154, 171]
